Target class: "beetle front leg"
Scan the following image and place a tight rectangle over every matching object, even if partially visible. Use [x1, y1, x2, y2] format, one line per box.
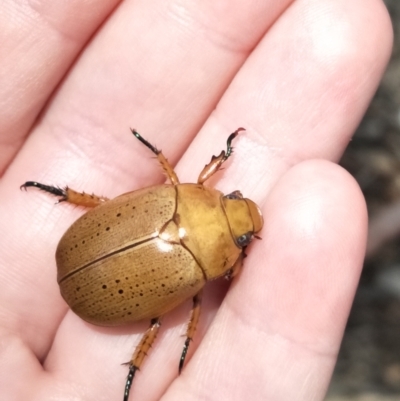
[224, 252, 245, 281]
[131, 129, 180, 185]
[179, 289, 203, 373]
[197, 128, 245, 184]
[124, 317, 161, 401]
[20, 181, 109, 207]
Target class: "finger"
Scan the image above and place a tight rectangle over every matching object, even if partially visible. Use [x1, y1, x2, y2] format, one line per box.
[0, 0, 120, 173]
[4, 0, 294, 196]
[165, 160, 367, 401]
[177, 0, 392, 195]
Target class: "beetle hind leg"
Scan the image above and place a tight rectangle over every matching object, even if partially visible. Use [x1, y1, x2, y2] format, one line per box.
[124, 317, 161, 401]
[179, 289, 203, 373]
[131, 129, 180, 185]
[20, 181, 109, 207]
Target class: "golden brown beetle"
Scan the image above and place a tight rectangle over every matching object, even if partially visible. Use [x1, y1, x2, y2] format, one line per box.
[21, 128, 263, 401]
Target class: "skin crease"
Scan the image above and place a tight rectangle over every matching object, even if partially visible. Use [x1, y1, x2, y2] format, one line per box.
[0, 0, 393, 400]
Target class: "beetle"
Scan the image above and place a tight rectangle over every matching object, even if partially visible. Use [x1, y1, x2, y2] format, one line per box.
[21, 128, 263, 401]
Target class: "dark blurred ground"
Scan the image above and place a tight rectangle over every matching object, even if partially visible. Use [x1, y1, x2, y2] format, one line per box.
[326, 1, 400, 400]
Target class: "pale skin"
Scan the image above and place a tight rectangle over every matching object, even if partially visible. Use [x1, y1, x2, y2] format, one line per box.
[0, 0, 393, 400]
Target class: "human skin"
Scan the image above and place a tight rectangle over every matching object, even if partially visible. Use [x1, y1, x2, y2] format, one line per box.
[0, 0, 393, 400]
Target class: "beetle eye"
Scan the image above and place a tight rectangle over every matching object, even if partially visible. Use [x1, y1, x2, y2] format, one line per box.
[224, 190, 243, 200]
[236, 232, 253, 247]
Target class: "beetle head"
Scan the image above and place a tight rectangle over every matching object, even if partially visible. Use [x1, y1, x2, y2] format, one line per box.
[222, 191, 263, 248]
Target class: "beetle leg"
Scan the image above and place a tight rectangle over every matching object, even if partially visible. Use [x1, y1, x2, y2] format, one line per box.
[179, 289, 203, 373]
[131, 129, 180, 185]
[20, 181, 109, 207]
[124, 317, 161, 401]
[224, 252, 245, 280]
[197, 128, 245, 184]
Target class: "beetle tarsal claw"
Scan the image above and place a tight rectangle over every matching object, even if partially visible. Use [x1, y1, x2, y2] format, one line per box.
[179, 338, 192, 374]
[124, 366, 138, 401]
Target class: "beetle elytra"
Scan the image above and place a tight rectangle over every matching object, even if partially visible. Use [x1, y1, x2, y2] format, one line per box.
[21, 128, 263, 400]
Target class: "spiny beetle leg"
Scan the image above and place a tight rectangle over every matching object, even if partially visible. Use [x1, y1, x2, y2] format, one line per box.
[131, 129, 180, 185]
[179, 290, 203, 373]
[197, 128, 245, 184]
[124, 317, 161, 401]
[20, 181, 109, 207]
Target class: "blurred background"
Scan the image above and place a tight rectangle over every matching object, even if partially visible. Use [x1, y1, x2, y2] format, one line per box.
[326, 1, 400, 400]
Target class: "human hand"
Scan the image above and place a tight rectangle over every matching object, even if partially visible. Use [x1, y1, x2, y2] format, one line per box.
[0, 1, 392, 400]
